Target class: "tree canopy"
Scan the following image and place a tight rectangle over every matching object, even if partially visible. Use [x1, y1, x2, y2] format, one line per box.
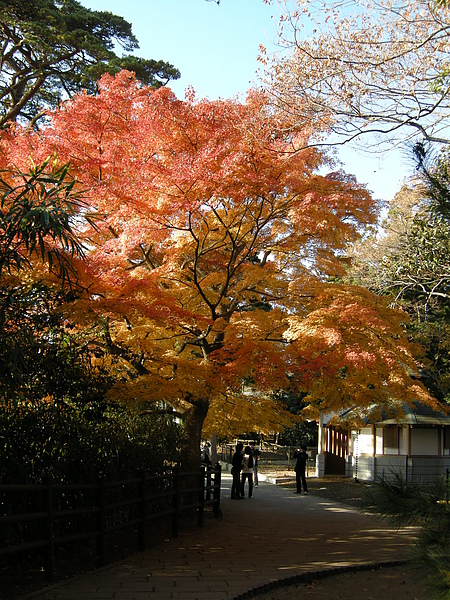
[414, 142, 450, 222]
[347, 147, 450, 403]
[1, 72, 439, 469]
[0, 0, 180, 127]
[263, 0, 450, 149]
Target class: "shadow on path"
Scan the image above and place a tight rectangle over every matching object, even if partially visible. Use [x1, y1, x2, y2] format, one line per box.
[25, 474, 416, 600]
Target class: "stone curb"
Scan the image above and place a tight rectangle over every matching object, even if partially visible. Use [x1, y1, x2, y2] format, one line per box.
[257, 473, 296, 485]
[230, 559, 409, 600]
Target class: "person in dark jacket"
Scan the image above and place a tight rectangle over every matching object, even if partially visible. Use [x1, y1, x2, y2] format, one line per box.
[231, 442, 244, 499]
[293, 445, 308, 495]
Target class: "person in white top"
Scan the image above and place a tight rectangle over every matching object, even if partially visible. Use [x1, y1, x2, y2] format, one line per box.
[240, 445, 254, 498]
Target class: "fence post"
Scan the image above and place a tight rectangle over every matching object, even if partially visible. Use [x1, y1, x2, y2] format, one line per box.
[138, 472, 147, 552]
[172, 466, 180, 538]
[213, 463, 222, 518]
[198, 466, 205, 527]
[96, 476, 106, 568]
[43, 476, 55, 583]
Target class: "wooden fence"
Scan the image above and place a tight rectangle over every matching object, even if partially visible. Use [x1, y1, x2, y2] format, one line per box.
[0, 464, 221, 582]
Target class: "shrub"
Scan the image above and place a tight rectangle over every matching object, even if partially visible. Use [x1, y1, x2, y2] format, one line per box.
[363, 472, 450, 599]
[0, 402, 182, 484]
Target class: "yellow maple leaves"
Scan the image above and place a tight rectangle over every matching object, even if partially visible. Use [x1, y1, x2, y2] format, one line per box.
[0, 71, 439, 459]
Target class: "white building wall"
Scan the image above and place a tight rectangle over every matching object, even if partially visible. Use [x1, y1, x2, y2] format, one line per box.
[350, 455, 375, 480]
[330, 425, 447, 481]
[399, 427, 408, 455]
[358, 427, 373, 455]
[376, 428, 383, 454]
[376, 456, 408, 482]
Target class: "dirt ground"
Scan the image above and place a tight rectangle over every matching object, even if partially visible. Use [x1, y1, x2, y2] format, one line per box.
[258, 467, 428, 600]
[260, 564, 427, 600]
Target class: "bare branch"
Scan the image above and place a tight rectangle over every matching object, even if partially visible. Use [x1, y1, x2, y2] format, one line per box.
[266, 0, 450, 150]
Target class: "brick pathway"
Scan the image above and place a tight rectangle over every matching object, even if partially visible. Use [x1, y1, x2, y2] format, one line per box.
[24, 473, 415, 600]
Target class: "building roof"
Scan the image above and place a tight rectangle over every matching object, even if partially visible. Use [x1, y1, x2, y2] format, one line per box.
[378, 402, 450, 426]
[325, 401, 450, 427]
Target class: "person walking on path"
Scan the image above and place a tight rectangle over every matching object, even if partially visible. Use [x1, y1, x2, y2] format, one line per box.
[293, 445, 308, 494]
[240, 445, 254, 498]
[231, 442, 244, 499]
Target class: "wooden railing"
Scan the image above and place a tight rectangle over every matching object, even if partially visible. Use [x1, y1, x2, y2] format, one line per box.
[0, 464, 221, 582]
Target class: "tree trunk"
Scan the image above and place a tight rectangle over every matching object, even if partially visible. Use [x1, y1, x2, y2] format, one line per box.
[177, 398, 209, 510]
[181, 399, 209, 472]
[180, 398, 209, 474]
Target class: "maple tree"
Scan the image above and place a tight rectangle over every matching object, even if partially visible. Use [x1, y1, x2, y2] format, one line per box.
[263, 0, 450, 149]
[1, 71, 439, 471]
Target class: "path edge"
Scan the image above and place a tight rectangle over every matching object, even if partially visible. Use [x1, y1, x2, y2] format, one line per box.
[231, 559, 410, 599]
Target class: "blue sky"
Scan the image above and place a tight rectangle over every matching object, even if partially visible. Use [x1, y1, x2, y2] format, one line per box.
[82, 0, 277, 100]
[81, 0, 406, 203]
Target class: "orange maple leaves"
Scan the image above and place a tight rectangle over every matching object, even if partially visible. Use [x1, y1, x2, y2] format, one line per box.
[0, 71, 437, 439]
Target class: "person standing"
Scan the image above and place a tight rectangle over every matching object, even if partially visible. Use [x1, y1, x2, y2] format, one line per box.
[201, 441, 211, 466]
[240, 445, 254, 498]
[231, 442, 244, 499]
[293, 445, 308, 495]
[249, 442, 261, 486]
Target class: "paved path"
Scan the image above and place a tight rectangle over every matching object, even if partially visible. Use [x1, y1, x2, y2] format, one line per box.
[25, 474, 416, 600]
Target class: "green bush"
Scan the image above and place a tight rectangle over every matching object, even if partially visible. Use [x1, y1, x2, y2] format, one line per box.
[363, 472, 450, 599]
[0, 402, 182, 484]
[0, 402, 182, 552]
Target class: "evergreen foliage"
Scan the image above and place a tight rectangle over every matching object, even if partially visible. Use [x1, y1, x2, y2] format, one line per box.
[0, 0, 180, 127]
[347, 145, 450, 404]
[0, 402, 182, 484]
[364, 473, 450, 599]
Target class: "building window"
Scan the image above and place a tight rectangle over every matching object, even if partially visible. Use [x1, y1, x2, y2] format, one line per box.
[383, 425, 399, 454]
